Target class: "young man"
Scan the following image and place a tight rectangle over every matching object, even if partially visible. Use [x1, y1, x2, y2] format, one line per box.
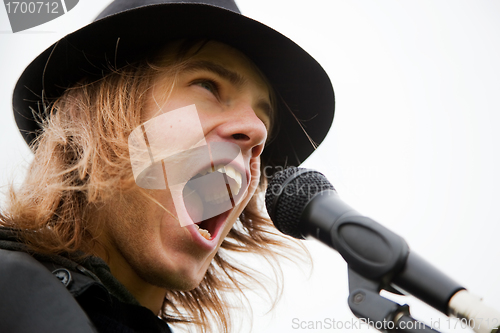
[0, 1, 334, 332]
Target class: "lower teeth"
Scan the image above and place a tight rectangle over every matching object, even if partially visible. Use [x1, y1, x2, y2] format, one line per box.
[194, 224, 212, 240]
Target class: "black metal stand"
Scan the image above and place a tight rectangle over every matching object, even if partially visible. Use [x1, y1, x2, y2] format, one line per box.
[297, 190, 465, 332]
[348, 268, 440, 333]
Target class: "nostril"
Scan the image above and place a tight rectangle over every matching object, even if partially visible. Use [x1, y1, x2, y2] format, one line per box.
[232, 133, 249, 141]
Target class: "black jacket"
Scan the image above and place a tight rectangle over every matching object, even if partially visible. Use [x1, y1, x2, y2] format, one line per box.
[0, 228, 172, 333]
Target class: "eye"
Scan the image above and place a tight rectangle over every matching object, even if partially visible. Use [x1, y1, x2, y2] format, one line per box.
[193, 79, 220, 97]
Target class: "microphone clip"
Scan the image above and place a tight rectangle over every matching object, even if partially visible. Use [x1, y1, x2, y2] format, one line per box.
[347, 268, 440, 333]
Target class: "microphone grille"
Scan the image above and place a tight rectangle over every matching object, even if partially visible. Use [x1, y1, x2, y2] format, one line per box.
[265, 167, 335, 239]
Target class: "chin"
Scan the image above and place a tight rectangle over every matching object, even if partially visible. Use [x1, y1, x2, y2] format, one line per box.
[134, 255, 210, 292]
[168, 276, 206, 292]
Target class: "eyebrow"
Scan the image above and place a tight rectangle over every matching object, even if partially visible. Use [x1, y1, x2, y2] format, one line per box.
[181, 59, 274, 124]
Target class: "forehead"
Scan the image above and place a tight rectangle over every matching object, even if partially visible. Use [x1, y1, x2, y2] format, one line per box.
[189, 42, 265, 81]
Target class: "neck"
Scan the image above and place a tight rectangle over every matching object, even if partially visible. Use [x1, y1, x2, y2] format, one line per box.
[93, 237, 167, 315]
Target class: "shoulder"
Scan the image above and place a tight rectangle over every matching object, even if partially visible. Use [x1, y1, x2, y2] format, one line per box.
[0, 248, 98, 333]
[0, 248, 173, 333]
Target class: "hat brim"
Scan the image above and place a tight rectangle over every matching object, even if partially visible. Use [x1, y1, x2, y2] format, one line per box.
[13, 3, 334, 168]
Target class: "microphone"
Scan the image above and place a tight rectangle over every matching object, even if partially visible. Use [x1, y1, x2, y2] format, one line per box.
[265, 167, 500, 333]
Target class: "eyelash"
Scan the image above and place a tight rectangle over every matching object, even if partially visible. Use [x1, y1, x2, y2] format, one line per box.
[193, 79, 220, 97]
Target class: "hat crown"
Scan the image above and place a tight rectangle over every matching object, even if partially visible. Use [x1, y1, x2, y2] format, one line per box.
[96, 0, 240, 21]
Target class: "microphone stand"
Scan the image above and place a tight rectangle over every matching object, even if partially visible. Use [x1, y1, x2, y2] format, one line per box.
[267, 171, 500, 332]
[347, 268, 440, 333]
[301, 191, 462, 332]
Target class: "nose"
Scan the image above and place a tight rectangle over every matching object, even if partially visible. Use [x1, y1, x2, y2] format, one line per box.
[214, 106, 268, 158]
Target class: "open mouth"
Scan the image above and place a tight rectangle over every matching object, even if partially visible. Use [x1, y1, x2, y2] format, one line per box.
[183, 163, 245, 240]
[190, 212, 227, 241]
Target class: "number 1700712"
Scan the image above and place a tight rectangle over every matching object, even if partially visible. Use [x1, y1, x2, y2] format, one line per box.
[5, 2, 59, 14]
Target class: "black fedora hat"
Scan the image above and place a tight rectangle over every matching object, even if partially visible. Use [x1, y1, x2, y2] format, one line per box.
[12, 0, 334, 169]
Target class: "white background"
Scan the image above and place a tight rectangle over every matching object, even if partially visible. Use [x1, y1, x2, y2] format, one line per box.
[1, 1, 499, 332]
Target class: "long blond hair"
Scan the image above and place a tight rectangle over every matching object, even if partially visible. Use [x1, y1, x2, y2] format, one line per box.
[0, 40, 307, 332]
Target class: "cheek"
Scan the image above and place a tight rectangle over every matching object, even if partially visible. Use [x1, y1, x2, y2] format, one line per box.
[148, 189, 179, 227]
[116, 188, 176, 238]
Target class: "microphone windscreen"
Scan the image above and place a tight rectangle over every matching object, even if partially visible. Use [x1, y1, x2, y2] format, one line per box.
[265, 167, 335, 239]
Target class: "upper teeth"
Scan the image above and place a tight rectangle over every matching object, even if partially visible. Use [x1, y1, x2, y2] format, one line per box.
[199, 164, 243, 201]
